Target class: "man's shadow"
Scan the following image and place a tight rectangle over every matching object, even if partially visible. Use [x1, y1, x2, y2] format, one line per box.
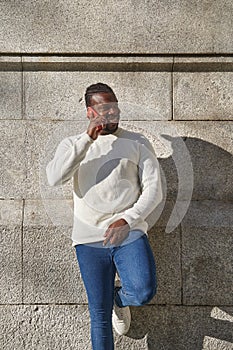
[127, 305, 233, 349]
[125, 136, 233, 349]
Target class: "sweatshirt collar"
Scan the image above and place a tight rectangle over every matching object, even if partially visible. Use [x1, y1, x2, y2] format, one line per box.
[111, 126, 123, 136]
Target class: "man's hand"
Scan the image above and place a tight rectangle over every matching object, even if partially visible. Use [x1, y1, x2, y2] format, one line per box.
[103, 218, 130, 246]
[87, 109, 106, 140]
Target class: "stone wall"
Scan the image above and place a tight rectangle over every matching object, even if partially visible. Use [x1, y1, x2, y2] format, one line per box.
[0, 1, 233, 349]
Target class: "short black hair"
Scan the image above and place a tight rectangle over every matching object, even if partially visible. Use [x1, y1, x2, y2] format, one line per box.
[84, 83, 117, 108]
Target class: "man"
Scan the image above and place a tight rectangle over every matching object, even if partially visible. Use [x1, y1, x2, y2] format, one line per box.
[46, 83, 163, 350]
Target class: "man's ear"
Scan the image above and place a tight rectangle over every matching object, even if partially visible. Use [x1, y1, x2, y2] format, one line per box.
[87, 107, 93, 119]
[87, 106, 98, 119]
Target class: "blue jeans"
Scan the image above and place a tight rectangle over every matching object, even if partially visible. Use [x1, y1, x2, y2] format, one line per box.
[75, 233, 157, 350]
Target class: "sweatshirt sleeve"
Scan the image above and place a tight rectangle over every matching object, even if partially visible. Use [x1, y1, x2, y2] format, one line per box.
[46, 133, 94, 187]
[121, 138, 163, 228]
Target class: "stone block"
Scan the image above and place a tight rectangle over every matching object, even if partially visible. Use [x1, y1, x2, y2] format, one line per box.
[127, 121, 233, 201]
[0, 305, 91, 350]
[1, 305, 233, 349]
[23, 200, 86, 303]
[146, 198, 182, 233]
[25, 120, 87, 199]
[23, 199, 73, 228]
[0, 71, 22, 119]
[181, 200, 233, 228]
[24, 71, 171, 120]
[23, 258, 86, 304]
[22, 199, 181, 305]
[181, 200, 233, 305]
[1, 1, 233, 54]
[128, 306, 233, 350]
[148, 225, 182, 304]
[174, 72, 233, 120]
[0, 199, 23, 225]
[0, 199, 23, 303]
[0, 121, 27, 199]
[144, 306, 233, 349]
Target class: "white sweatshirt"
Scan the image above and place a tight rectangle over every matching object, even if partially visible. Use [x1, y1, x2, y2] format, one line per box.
[46, 127, 163, 246]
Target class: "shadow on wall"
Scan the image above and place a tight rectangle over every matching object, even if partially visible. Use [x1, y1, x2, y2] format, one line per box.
[125, 135, 233, 350]
[145, 134, 233, 237]
[127, 306, 233, 350]
[159, 135, 233, 202]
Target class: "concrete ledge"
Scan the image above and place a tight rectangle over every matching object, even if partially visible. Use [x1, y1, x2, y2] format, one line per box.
[1, 55, 233, 72]
[0, 56, 22, 71]
[22, 55, 233, 72]
[22, 56, 173, 72]
[174, 57, 233, 72]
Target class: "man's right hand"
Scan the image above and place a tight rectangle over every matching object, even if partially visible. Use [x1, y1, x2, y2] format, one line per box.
[87, 110, 106, 140]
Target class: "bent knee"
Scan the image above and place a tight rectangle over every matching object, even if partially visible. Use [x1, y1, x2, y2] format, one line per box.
[133, 285, 157, 306]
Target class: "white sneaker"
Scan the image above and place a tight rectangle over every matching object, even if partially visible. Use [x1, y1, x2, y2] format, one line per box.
[112, 303, 131, 335]
[115, 271, 121, 286]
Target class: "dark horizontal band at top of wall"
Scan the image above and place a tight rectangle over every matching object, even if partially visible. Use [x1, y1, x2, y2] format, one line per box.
[1, 56, 233, 72]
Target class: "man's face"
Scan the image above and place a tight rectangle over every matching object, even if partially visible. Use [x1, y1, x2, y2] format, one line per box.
[89, 92, 120, 134]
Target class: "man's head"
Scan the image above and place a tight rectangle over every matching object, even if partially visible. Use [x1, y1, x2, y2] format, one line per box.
[85, 83, 120, 134]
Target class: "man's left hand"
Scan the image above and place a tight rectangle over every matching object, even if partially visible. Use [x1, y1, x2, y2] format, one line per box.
[103, 218, 130, 246]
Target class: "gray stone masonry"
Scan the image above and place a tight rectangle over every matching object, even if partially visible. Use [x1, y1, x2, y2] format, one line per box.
[1, 52, 233, 349]
[0, 1, 233, 53]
